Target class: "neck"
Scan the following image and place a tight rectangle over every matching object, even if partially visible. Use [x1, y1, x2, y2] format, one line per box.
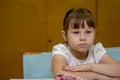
[70, 49, 89, 60]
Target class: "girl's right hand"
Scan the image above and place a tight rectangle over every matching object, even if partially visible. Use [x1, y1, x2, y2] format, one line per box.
[62, 64, 92, 72]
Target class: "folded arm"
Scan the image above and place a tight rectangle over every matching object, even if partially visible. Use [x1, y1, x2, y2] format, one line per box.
[52, 54, 116, 80]
[63, 54, 120, 77]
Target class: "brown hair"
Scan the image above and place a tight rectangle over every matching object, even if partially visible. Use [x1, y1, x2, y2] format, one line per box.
[63, 8, 95, 35]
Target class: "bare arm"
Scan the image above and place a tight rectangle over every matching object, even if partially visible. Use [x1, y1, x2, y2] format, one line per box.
[91, 63, 120, 77]
[91, 53, 120, 77]
[52, 54, 116, 79]
[63, 54, 120, 77]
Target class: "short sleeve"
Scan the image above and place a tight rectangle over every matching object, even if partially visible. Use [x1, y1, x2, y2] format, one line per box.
[52, 44, 68, 60]
[94, 43, 107, 63]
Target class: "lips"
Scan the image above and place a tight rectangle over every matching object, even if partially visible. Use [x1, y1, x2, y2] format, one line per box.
[78, 44, 88, 47]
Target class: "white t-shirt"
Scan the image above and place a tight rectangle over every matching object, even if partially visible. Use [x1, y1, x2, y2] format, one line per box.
[52, 42, 107, 66]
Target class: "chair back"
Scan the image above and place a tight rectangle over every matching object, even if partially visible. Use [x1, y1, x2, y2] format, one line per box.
[106, 47, 120, 62]
[23, 52, 53, 79]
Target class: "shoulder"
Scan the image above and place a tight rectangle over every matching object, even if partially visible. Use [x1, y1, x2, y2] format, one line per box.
[92, 42, 107, 63]
[52, 43, 69, 58]
[52, 43, 68, 52]
[94, 42, 106, 53]
[53, 43, 67, 48]
[89, 42, 106, 55]
[93, 42, 118, 63]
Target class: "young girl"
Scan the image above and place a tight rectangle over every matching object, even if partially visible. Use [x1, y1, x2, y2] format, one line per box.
[51, 8, 120, 80]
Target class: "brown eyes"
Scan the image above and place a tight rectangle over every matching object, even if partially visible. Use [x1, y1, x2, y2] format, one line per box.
[73, 31, 92, 34]
[86, 31, 92, 34]
[73, 31, 79, 34]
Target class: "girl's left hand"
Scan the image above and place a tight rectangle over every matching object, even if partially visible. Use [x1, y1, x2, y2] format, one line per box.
[54, 74, 88, 80]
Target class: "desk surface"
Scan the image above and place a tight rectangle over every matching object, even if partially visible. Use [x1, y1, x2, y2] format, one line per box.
[9, 78, 54, 80]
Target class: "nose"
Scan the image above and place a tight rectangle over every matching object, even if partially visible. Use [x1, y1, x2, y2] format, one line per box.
[80, 33, 86, 41]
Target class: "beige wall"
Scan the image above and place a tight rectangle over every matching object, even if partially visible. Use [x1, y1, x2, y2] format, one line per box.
[0, 0, 120, 80]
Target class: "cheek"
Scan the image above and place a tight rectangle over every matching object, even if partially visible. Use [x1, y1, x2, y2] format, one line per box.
[86, 32, 94, 38]
[67, 36, 74, 42]
[67, 35, 76, 43]
[88, 34, 95, 42]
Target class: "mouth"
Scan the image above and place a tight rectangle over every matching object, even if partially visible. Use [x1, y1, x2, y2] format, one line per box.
[78, 44, 88, 47]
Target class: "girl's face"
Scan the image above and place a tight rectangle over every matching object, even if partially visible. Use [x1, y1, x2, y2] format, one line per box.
[62, 20, 96, 54]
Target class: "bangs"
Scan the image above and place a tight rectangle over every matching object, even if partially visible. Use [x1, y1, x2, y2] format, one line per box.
[70, 18, 95, 29]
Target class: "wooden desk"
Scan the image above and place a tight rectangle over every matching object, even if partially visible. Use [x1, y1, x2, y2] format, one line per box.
[10, 78, 53, 80]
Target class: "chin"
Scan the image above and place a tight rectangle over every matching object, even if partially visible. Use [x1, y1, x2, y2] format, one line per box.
[80, 50, 88, 53]
[79, 48, 89, 52]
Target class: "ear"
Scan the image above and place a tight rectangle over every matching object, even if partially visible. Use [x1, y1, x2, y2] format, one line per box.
[61, 30, 67, 41]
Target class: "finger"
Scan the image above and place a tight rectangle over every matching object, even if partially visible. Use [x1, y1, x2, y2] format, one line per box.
[62, 66, 72, 71]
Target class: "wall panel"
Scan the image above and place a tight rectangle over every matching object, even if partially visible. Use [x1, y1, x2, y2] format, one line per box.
[96, 0, 120, 47]
[0, 0, 46, 79]
[46, 0, 96, 51]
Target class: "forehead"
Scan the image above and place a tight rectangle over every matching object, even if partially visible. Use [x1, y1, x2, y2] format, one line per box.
[69, 19, 93, 30]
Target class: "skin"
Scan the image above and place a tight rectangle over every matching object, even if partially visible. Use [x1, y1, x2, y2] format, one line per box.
[63, 63, 120, 77]
[62, 20, 96, 60]
[52, 20, 120, 80]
